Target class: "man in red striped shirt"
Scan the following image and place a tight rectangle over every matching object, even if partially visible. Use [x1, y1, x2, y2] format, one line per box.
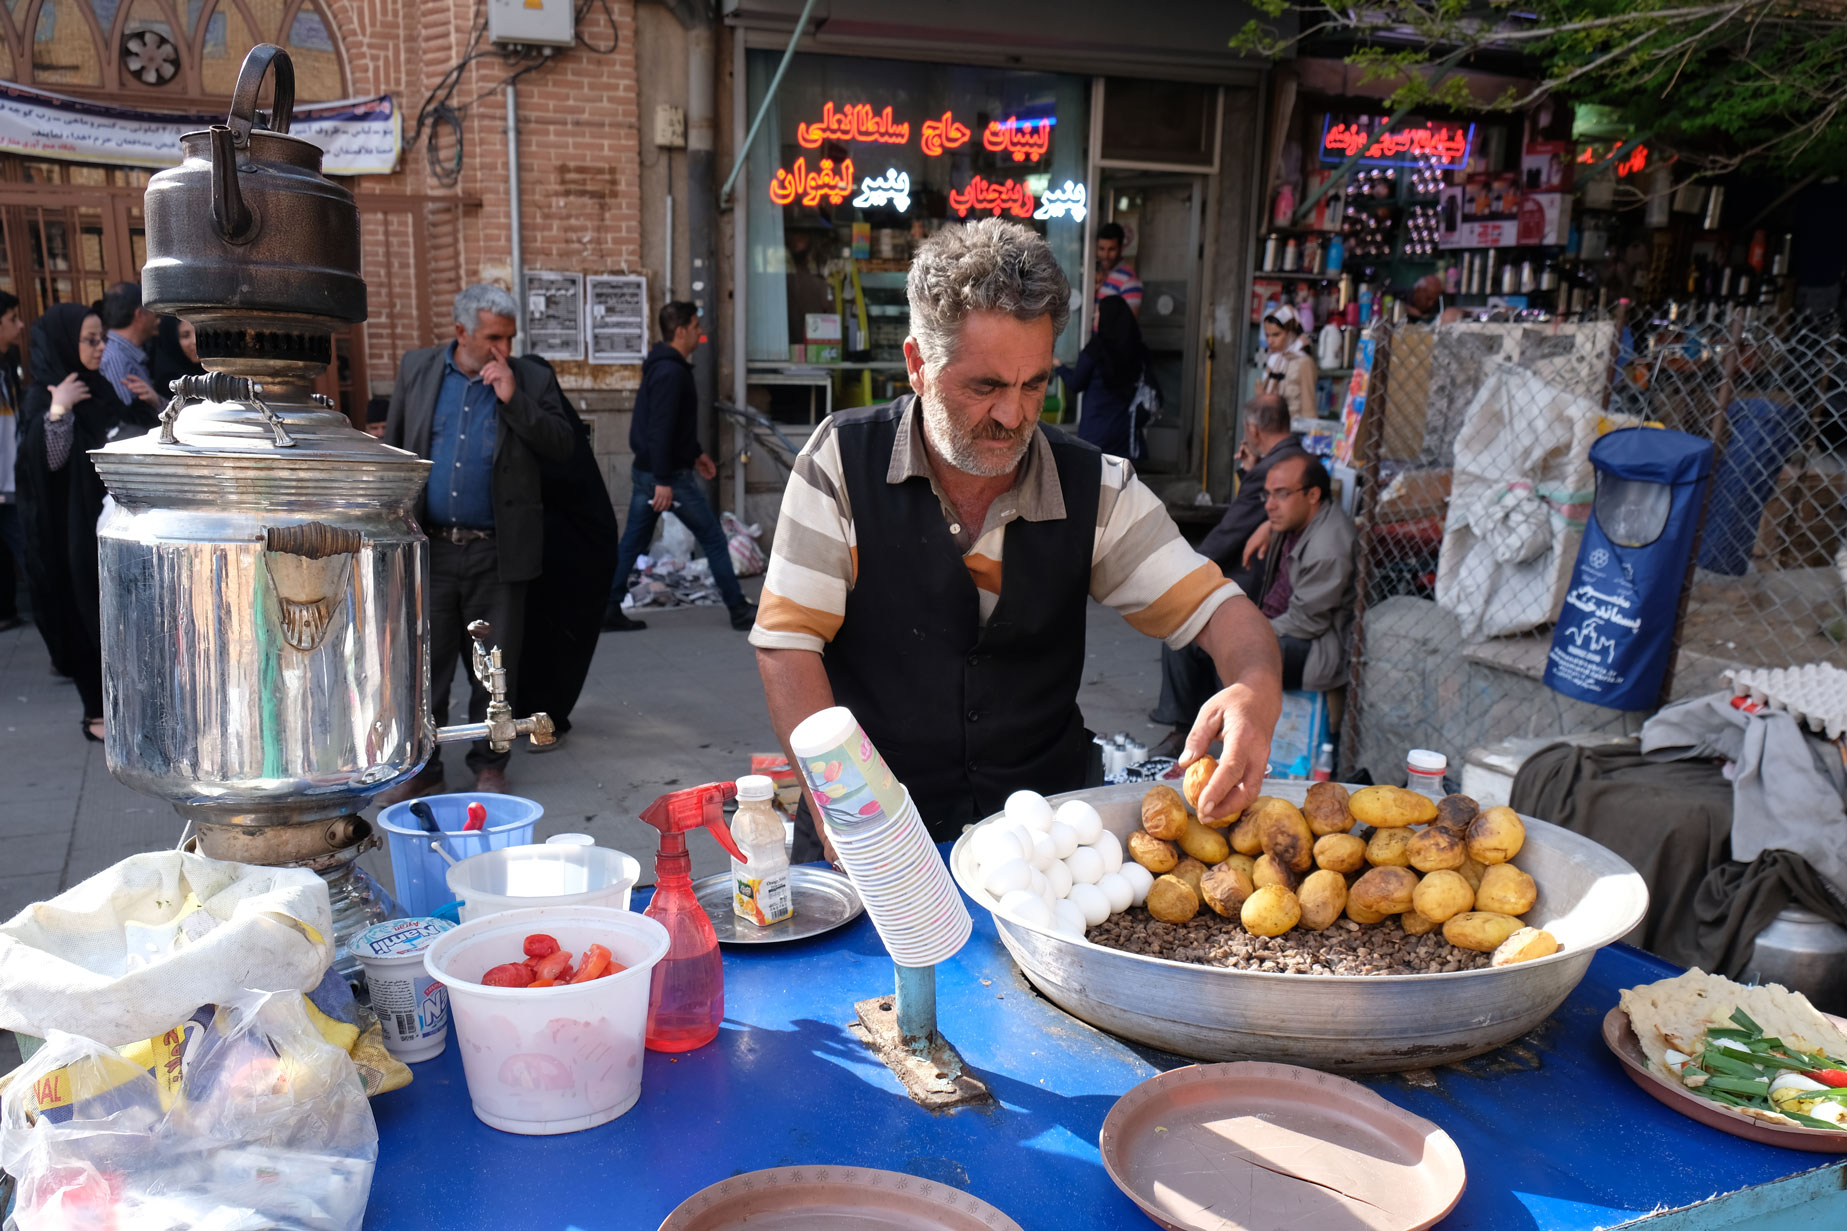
[1094, 221, 1142, 323]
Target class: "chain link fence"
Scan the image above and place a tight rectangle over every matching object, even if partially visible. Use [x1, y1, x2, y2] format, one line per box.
[1336, 303, 1846, 787]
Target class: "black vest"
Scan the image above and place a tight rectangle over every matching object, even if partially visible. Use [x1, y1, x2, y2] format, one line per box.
[825, 399, 1100, 841]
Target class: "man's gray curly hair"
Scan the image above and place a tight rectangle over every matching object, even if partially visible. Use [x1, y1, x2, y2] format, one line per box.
[453, 283, 520, 329]
[907, 218, 1071, 375]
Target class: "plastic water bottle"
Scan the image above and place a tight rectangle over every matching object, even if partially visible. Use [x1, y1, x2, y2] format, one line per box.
[1405, 749, 1447, 802]
[731, 775, 793, 927]
[1311, 744, 1335, 782]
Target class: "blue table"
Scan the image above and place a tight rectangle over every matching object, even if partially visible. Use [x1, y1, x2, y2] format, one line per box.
[370, 886, 1847, 1230]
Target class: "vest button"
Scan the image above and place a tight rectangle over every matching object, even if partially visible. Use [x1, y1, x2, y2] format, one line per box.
[966, 709, 980, 722]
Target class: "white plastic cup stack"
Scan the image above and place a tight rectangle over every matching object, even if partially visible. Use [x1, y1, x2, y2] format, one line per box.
[790, 707, 972, 968]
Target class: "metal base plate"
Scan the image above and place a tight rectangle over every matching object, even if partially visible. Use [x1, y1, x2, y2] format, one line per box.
[851, 995, 992, 1112]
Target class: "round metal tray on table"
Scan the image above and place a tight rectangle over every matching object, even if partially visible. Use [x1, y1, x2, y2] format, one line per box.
[658, 1164, 1023, 1230]
[950, 781, 1649, 1072]
[692, 865, 863, 944]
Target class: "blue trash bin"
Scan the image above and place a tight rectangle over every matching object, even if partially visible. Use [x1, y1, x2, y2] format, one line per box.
[378, 793, 544, 917]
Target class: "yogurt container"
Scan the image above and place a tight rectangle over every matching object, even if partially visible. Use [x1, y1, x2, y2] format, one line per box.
[349, 917, 455, 1062]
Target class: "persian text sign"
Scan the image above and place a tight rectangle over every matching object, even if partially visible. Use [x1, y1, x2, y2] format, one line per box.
[1320, 117, 1473, 169]
[0, 80, 400, 174]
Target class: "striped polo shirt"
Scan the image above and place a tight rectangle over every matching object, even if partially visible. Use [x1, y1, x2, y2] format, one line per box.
[749, 398, 1238, 655]
[1098, 263, 1143, 315]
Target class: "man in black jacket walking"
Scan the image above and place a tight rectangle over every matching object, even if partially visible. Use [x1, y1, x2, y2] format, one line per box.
[604, 301, 753, 631]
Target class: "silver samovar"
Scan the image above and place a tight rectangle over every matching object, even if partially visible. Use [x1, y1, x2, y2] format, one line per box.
[89, 46, 552, 978]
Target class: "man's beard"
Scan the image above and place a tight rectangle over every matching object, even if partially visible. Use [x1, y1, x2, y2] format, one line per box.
[919, 388, 1034, 478]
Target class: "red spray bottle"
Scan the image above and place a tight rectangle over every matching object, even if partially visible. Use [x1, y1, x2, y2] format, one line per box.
[639, 781, 745, 1052]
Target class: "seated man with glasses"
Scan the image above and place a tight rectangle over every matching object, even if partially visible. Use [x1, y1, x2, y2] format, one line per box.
[1151, 453, 1356, 756]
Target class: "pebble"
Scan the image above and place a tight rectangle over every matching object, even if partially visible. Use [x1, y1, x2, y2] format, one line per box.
[1088, 907, 1494, 977]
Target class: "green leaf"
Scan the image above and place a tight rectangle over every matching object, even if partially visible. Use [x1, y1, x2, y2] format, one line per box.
[1731, 1008, 1763, 1034]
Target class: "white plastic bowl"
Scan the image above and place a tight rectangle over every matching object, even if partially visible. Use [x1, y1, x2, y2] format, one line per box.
[423, 905, 670, 1135]
[444, 843, 641, 922]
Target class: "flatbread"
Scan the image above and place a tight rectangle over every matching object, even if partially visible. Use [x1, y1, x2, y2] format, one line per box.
[1620, 968, 1847, 1127]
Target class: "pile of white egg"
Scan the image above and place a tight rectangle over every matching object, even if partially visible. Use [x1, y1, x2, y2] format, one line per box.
[970, 790, 1154, 939]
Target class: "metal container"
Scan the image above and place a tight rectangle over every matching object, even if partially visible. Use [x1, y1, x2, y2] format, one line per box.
[950, 782, 1649, 1073]
[1744, 907, 1847, 1016]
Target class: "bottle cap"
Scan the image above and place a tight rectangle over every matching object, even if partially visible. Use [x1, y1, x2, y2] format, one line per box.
[1407, 749, 1447, 773]
[736, 774, 775, 801]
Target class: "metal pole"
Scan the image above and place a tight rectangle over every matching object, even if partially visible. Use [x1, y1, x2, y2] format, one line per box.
[665, 192, 674, 299]
[686, 18, 718, 503]
[1338, 321, 1395, 778]
[506, 83, 524, 356]
[894, 964, 937, 1054]
[719, 0, 820, 208]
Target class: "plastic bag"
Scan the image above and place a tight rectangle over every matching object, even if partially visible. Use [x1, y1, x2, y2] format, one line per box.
[722, 512, 767, 577]
[0, 991, 377, 1230]
[647, 510, 697, 567]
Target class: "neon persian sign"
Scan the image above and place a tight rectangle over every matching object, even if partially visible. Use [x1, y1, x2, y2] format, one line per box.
[949, 175, 1036, 219]
[1033, 180, 1087, 222]
[796, 101, 910, 149]
[1319, 118, 1474, 169]
[853, 168, 912, 212]
[1578, 142, 1649, 178]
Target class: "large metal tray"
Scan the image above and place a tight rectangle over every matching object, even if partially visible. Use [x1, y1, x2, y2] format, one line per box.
[949, 781, 1648, 1073]
[693, 865, 863, 944]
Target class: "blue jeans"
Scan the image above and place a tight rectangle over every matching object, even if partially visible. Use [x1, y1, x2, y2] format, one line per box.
[609, 466, 746, 611]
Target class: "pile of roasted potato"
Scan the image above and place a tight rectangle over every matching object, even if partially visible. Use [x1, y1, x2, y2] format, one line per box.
[1128, 758, 1559, 967]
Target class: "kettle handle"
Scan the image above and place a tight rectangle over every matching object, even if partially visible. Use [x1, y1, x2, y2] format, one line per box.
[225, 43, 295, 144]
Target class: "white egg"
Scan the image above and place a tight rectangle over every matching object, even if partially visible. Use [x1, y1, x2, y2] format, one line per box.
[1093, 829, 1124, 875]
[1065, 845, 1104, 886]
[1120, 861, 1154, 906]
[974, 825, 1025, 870]
[1045, 859, 1074, 900]
[1028, 867, 1051, 902]
[1047, 820, 1079, 861]
[1097, 871, 1134, 915]
[982, 857, 1032, 898]
[1055, 799, 1104, 846]
[1052, 899, 1089, 938]
[997, 888, 1053, 928]
[1068, 881, 1111, 927]
[1028, 830, 1058, 872]
[1006, 791, 1056, 833]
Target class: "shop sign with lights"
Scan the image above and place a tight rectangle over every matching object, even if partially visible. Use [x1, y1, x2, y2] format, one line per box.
[769, 156, 856, 207]
[797, 101, 910, 148]
[921, 111, 971, 156]
[1033, 180, 1087, 222]
[1319, 117, 1474, 169]
[950, 174, 1036, 219]
[981, 116, 1052, 163]
[1577, 142, 1649, 178]
[853, 168, 912, 212]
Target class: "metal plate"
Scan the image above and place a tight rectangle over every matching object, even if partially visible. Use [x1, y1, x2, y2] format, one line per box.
[1603, 1005, 1847, 1154]
[693, 866, 863, 944]
[658, 1164, 1024, 1230]
[1099, 1062, 1467, 1231]
[950, 781, 1650, 1072]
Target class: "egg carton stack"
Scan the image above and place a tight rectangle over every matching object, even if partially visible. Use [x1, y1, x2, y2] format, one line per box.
[1724, 663, 1847, 740]
[968, 791, 1155, 939]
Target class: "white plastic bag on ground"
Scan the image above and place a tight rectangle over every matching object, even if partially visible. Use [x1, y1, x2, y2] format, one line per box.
[0, 853, 333, 1047]
[647, 510, 697, 567]
[722, 512, 766, 577]
[0, 991, 377, 1231]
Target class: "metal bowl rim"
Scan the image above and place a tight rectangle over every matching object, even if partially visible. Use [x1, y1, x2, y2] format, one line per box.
[952, 781, 1648, 986]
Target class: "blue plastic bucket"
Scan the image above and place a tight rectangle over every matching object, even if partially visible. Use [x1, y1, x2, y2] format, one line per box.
[378, 793, 544, 917]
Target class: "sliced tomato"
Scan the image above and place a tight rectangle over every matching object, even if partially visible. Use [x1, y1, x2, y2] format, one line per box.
[527, 978, 556, 988]
[482, 963, 533, 987]
[600, 961, 628, 978]
[531, 949, 573, 982]
[1805, 1068, 1847, 1088]
[523, 933, 560, 959]
[570, 944, 612, 983]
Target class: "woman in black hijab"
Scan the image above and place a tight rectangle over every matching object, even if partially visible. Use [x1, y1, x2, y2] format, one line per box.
[15, 303, 153, 742]
[1058, 294, 1159, 459]
[148, 314, 205, 397]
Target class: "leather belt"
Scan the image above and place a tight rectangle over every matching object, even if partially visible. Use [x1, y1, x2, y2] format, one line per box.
[430, 525, 495, 544]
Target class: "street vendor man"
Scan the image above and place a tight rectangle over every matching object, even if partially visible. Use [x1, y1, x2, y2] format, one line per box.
[751, 219, 1282, 860]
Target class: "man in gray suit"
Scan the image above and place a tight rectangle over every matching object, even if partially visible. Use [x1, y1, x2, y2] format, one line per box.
[380, 284, 574, 800]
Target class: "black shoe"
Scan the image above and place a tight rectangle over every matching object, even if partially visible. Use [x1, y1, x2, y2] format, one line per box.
[1150, 729, 1188, 760]
[602, 606, 647, 632]
[728, 602, 757, 631]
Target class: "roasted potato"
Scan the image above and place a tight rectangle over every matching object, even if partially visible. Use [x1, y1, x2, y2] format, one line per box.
[1146, 874, 1200, 923]
[1296, 869, 1348, 931]
[1410, 869, 1474, 923]
[1182, 756, 1217, 815]
[1140, 786, 1189, 841]
[1442, 911, 1525, 952]
[1215, 853, 1257, 881]
[1434, 793, 1479, 832]
[1171, 856, 1208, 899]
[1313, 833, 1368, 875]
[1365, 827, 1414, 868]
[1457, 857, 1487, 891]
[1491, 926, 1559, 966]
[1200, 864, 1256, 919]
[1349, 785, 1438, 829]
[1127, 830, 1179, 874]
[1466, 806, 1527, 866]
[1346, 898, 1388, 925]
[1399, 909, 1442, 936]
[1228, 813, 1266, 857]
[1252, 799, 1316, 873]
[1474, 862, 1537, 916]
[1349, 866, 1419, 915]
[1252, 853, 1300, 893]
[1407, 825, 1467, 873]
[1302, 781, 1354, 836]
[1240, 885, 1301, 937]
[1179, 814, 1231, 865]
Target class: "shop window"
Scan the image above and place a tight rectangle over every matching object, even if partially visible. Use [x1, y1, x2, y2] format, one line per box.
[34, 0, 105, 86]
[1101, 79, 1215, 168]
[284, 0, 342, 101]
[745, 50, 1090, 387]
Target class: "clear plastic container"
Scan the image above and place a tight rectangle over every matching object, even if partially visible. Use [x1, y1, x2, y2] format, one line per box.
[1405, 749, 1447, 801]
[731, 775, 793, 927]
[444, 843, 640, 922]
